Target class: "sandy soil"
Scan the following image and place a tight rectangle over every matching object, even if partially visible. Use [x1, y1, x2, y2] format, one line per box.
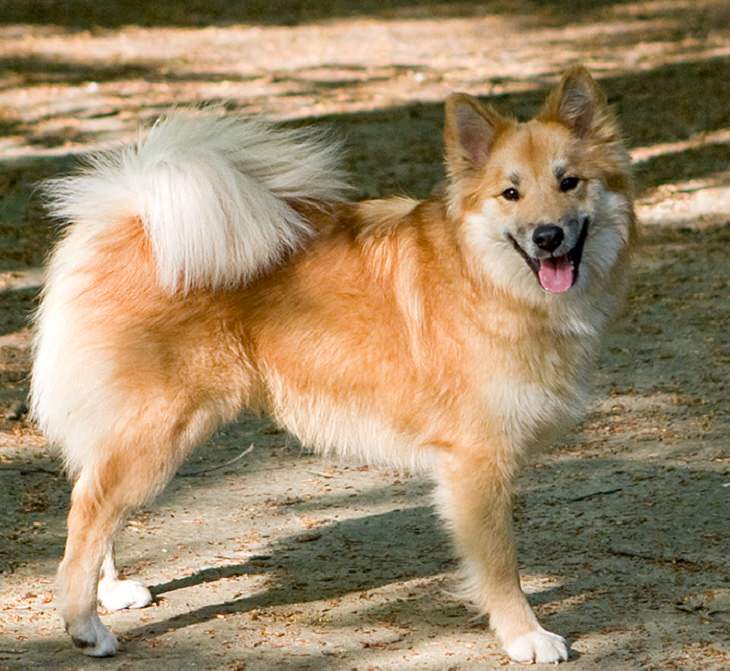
[0, 2, 729, 669]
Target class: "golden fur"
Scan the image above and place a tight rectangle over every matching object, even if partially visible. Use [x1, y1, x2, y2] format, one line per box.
[32, 67, 635, 663]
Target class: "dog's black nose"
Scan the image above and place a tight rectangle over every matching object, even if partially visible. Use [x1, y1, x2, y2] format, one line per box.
[532, 224, 564, 252]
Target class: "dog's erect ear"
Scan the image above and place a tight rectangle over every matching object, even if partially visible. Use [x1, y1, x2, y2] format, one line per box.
[539, 66, 608, 138]
[444, 93, 506, 174]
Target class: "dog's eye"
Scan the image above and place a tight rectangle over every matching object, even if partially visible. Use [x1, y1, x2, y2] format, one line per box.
[560, 176, 580, 192]
[501, 187, 520, 201]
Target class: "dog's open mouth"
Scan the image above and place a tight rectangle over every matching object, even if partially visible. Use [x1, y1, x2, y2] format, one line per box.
[508, 221, 588, 294]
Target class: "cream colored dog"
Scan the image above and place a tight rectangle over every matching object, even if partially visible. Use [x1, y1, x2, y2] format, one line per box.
[32, 66, 635, 663]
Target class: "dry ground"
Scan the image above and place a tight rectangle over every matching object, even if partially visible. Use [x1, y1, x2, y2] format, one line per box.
[1, 1, 729, 669]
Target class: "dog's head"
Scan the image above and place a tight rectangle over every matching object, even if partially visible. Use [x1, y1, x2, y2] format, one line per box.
[444, 67, 635, 303]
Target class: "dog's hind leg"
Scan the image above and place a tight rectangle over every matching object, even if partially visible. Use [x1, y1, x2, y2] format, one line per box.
[58, 463, 137, 657]
[436, 450, 569, 664]
[97, 545, 153, 612]
[58, 401, 225, 657]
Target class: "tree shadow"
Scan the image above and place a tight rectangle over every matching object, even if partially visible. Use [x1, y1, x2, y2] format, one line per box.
[102, 454, 728, 663]
[0, 49, 728, 573]
[0, 286, 37, 336]
[2, 448, 727, 666]
[310, 55, 730, 199]
[0, 54, 269, 93]
[0, 0, 639, 30]
[1, 12, 729, 666]
[634, 142, 730, 192]
[145, 505, 451, 617]
[0, 47, 727, 196]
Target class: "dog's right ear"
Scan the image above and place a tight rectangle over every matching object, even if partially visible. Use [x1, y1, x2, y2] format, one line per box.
[444, 94, 506, 177]
[538, 66, 611, 139]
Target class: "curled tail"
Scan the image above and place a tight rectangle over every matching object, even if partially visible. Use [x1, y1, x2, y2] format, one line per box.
[32, 109, 349, 469]
[43, 108, 350, 293]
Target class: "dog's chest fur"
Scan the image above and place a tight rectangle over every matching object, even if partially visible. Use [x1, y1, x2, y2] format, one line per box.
[478, 334, 594, 452]
[455, 298, 597, 453]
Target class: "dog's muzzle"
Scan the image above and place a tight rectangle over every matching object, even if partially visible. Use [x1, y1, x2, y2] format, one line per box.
[508, 218, 589, 294]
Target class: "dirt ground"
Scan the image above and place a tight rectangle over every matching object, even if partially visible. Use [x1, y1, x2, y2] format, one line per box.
[1, 1, 729, 669]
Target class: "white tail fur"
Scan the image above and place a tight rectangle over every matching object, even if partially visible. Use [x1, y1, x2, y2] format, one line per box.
[43, 108, 350, 292]
[31, 109, 349, 472]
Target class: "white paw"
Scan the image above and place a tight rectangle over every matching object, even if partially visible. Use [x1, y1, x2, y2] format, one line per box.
[98, 578, 153, 611]
[505, 627, 569, 664]
[67, 613, 118, 657]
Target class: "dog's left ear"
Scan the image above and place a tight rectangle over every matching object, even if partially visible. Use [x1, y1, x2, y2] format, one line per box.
[444, 93, 508, 176]
[538, 66, 609, 138]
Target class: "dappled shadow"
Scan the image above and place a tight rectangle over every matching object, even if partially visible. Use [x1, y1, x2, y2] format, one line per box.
[0, 635, 350, 671]
[3, 447, 727, 666]
[3, 53, 727, 191]
[0, 0, 640, 29]
[1, 5, 729, 667]
[605, 224, 730, 429]
[0, 286, 37, 336]
[9, 46, 723, 160]
[0, 1, 726, 219]
[0, 54, 156, 89]
[0, 54, 269, 92]
[0, 460, 68, 575]
[316, 55, 730, 199]
[599, 57, 730, 148]
[635, 142, 730, 192]
[147, 505, 450, 612]
[108, 453, 728, 663]
[0, 52, 728, 572]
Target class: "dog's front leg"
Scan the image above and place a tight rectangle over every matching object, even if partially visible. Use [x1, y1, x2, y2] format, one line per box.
[436, 451, 569, 664]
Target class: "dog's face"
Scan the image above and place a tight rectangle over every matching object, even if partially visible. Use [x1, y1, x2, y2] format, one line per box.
[444, 67, 634, 304]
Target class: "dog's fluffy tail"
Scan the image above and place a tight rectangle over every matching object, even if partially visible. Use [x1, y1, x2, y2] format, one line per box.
[44, 109, 350, 292]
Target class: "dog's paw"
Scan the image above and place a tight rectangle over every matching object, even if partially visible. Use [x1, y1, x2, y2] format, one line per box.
[504, 627, 569, 664]
[67, 613, 118, 657]
[98, 578, 153, 611]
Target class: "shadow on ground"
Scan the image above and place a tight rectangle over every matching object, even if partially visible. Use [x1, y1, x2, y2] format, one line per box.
[0, 53, 727, 275]
[1, 4, 729, 669]
[0, 1, 643, 29]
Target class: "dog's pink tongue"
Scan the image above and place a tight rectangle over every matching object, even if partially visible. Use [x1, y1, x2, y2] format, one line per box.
[538, 256, 574, 293]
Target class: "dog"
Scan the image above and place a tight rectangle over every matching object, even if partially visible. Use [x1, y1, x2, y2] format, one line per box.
[30, 66, 635, 663]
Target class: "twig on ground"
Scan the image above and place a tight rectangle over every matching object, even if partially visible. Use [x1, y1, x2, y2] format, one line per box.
[0, 465, 60, 476]
[607, 547, 708, 571]
[306, 470, 336, 479]
[567, 487, 623, 502]
[178, 444, 254, 477]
